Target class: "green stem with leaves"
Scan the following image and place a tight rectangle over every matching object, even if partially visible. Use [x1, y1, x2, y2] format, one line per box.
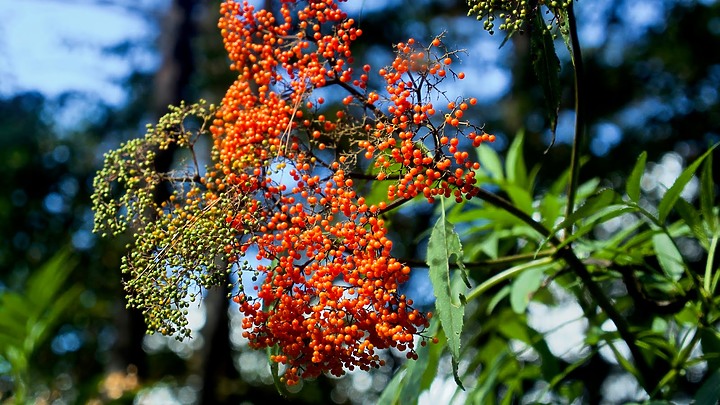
[473, 186, 660, 392]
[564, 2, 585, 238]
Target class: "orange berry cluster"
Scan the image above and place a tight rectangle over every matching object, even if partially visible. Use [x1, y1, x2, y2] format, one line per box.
[358, 38, 496, 204]
[209, 0, 493, 385]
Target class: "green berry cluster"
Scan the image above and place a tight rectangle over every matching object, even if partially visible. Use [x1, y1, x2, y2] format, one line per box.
[92, 100, 248, 338]
[122, 188, 243, 338]
[92, 100, 213, 237]
[466, 0, 573, 35]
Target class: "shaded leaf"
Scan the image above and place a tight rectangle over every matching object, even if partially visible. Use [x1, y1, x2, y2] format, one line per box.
[695, 369, 720, 405]
[530, 13, 561, 136]
[468, 352, 508, 404]
[701, 327, 720, 371]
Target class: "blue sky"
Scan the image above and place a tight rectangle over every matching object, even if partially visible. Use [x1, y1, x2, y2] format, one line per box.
[0, 0, 165, 105]
[0, 0, 511, 107]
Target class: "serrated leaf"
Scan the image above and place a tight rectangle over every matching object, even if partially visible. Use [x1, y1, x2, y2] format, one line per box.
[427, 210, 467, 389]
[627, 151, 647, 203]
[555, 8, 573, 54]
[658, 144, 718, 222]
[476, 143, 504, 181]
[652, 232, 685, 281]
[505, 131, 528, 189]
[530, 13, 561, 135]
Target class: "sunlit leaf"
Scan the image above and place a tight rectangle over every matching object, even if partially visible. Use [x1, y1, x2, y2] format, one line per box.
[553, 205, 638, 251]
[539, 193, 562, 229]
[626, 151, 647, 203]
[505, 131, 528, 189]
[700, 152, 718, 233]
[652, 232, 685, 281]
[504, 184, 534, 215]
[486, 285, 511, 315]
[510, 266, 545, 314]
[396, 319, 441, 403]
[476, 143, 504, 181]
[575, 177, 601, 200]
[658, 144, 718, 222]
[376, 369, 405, 405]
[427, 209, 467, 388]
[551, 189, 617, 236]
[675, 197, 709, 249]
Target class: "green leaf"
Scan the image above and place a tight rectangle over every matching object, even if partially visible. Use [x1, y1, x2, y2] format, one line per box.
[627, 151, 647, 203]
[551, 189, 617, 236]
[556, 8, 573, 57]
[652, 232, 685, 281]
[553, 204, 638, 251]
[268, 345, 290, 398]
[486, 285, 511, 315]
[701, 327, 720, 371]
[530, 13, 561, 135]
[658, 144, 718, 222]
[510, 266, 545, 314]
[504, 184, 534, 215]
[467, 257, 555, 303]
[575, 177, 601, 200]
[377, 320, 444, 405]
[505, 131, 528, 189]
[468, 352, 508, 404]
[675, 197, 710, 249]
[539, 193, 562, 229]
[695, 369, 720, 405]
[376, 369, 405, 405]
[427, 207, 467, 388]
[0, 249, 79, 404]
[398, 319, 441, 403]
[476, 143, 504, 181]
[700, 152, 718, 233]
